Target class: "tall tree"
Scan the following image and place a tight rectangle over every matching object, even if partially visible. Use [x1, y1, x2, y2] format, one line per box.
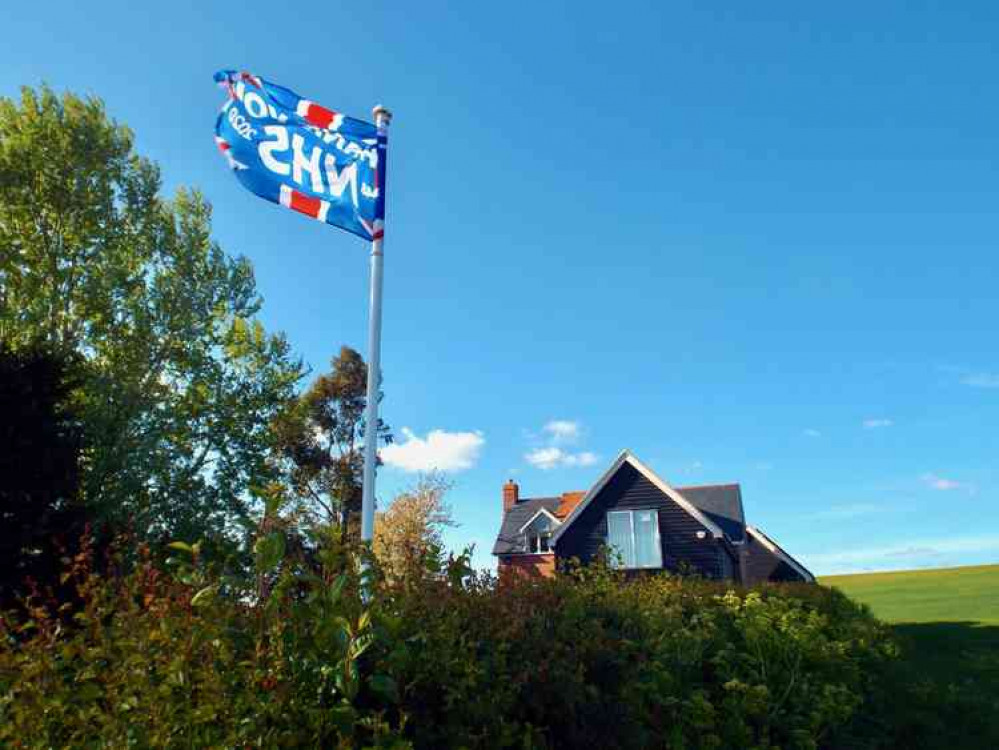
[270, 347, 391, 543]
[0, 343, 85, 607]
[373, 473, 455, 583]
[0, 86, 303, 547]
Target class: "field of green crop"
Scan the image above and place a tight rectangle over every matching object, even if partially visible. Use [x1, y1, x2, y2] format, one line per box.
[822, 564, 999, 624]
[822, 564, 999, 698]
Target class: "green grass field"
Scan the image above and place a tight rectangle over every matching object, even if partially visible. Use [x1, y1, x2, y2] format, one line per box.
[822, 564, 999, 698]
[822, 564, 999, 624]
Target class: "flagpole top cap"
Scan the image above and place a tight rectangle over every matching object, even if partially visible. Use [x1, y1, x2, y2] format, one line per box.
[372, 105, 392, 125]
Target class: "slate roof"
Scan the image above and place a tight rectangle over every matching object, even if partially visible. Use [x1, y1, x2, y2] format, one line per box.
[492, 496, 562, 555]
[675, 484, 746, 543]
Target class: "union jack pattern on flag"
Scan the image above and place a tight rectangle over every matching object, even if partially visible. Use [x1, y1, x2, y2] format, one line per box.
[213, 70, 386, 241]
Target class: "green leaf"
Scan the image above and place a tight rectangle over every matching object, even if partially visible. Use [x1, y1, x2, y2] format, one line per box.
[327, 574, 347, 605]
[253, 532, 286, 572]
[191, 585, 217, 608]
[75, 683, 103, 703]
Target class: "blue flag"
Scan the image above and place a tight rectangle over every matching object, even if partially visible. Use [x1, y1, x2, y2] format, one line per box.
[213, 70, 385, 241]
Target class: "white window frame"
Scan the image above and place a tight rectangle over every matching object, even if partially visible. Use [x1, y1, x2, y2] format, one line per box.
[526, 530, 552, 554]
[606, 509, 663, 569]
[522, 512, 556, 556]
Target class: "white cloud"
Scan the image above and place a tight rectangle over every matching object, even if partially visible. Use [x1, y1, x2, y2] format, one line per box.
[523, 419, 597, 470]
[525, 447, 562, 470]
[803, 428, 821, 438]
[920, 472, 975, 494]
[959, 372, 999, 388]
[543, 420, 580, 442]
[381, 428, 484, 473]
[803, 534, 999, 575]
[525, 447, 598, 471]
[862, 418, 893, 429]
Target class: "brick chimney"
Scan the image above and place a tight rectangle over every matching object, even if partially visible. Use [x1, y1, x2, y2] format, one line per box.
[502, 479, 519, 512]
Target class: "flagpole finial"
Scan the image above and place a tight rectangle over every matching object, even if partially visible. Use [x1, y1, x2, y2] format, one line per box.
[372, 105, 392, 125]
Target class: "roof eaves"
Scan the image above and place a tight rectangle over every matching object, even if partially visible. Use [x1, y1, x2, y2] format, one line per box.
[550, 450, 726, 544]
[517, 507, 562, 534]
[549, 449, 632, 544]
[623, 453, 726, 539]
[746, 525, 815, 583]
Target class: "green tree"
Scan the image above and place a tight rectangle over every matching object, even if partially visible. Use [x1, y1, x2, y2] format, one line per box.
[271, 346, 390, 544]
[0, 343, 86, 608]
[0, 86, 303, 548]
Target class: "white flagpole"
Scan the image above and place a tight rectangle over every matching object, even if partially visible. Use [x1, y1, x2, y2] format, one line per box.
[360, 104, 391, 545]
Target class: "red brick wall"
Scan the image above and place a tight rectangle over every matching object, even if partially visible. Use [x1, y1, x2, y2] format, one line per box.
[498, 553, 556, 580]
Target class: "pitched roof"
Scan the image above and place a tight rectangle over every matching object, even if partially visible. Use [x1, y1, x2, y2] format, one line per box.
[675, 484, 746, 542]
[746, 525, 815, 583]
[492, 496, 562, 555]
[555, 491, 585, 518]
[550, 451, 726, 545]
[493, 453, 774, 558]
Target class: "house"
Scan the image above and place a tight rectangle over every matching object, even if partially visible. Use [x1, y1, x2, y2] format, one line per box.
[492, 450, 814, 585]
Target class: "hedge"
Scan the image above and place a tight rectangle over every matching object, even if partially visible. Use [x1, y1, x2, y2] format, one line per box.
[0, 542, 989, 749]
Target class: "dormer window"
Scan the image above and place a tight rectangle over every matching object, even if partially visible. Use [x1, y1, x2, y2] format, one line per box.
[520, 510, 558, 555]
[528, 529, 551, 553]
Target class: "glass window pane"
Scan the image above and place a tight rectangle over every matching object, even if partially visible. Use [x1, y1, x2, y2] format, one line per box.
[633, 510, 662, 568]
[525, 516, 550, 535]
[607, 512, 635, 568]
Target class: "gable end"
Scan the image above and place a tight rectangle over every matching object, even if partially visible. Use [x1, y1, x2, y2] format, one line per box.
[551, 450, 725, 545]
[554, 459, 731, 578]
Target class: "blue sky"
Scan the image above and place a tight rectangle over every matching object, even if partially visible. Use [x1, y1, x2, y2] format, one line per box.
[4, 1, 998, 574]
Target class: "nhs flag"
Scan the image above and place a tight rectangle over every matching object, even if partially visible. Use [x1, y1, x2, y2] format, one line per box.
[213, 70, 385, 241]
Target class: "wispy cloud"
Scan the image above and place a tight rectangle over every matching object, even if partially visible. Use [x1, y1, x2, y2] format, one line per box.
[680, 460, 704, 474]
[862, 418, 893, 430]
[803, 534, 999, 575]
[524, 419, 597, 470]
[920, 472, 976, 494]
[813, 503, 882, 520]
[381, 428, 484, 473]
[803, 428, 822, 438]
[959, 372, 999, 389]
[543, 419, 581, 443]
[525, 447, 598, 471]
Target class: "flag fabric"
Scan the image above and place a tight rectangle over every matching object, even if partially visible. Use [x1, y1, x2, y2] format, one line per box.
[213, 70, 386, 241]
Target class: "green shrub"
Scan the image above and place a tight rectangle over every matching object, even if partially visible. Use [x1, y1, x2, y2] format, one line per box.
[4, 541, 982, 749]
[0, 539, 408, 748]
[371, 562, 894, 750]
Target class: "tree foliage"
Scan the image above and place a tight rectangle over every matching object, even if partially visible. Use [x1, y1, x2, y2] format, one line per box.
[0, 85, 303, 546]
[0, 343, 85, 608]
[270, 346, 390, 542]
[373, 473, 455, 583]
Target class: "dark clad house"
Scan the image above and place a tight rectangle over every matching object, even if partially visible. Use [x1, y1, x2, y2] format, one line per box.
[493, 450, 814, 585]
